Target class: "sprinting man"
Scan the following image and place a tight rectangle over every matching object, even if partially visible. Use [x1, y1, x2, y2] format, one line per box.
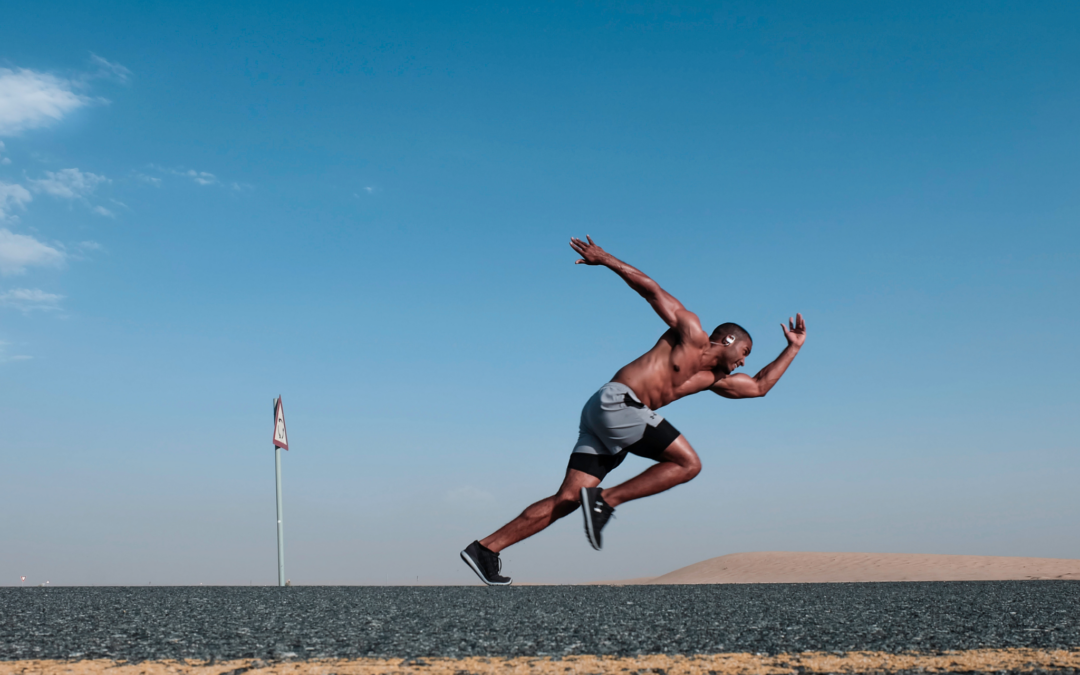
[461, 236, 807, 585]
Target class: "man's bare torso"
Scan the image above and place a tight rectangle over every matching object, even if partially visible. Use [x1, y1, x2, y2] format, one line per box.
[568, 234, 796, 410]
[612, 326, 726, 410]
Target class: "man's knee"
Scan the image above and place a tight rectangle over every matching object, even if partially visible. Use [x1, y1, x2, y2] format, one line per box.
[556, 487, 580, 502]
[683, 456, 702, 481]
[553, 489, 582, 514]
[672, 453, 701, 482]
[663, 437, 701, 482]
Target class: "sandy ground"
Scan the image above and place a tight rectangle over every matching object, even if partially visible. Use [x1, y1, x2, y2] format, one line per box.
[601, 551, 1080, 584]
[4, 650, 1080, 674]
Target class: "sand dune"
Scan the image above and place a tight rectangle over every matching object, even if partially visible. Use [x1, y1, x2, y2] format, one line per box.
[606, 551, 1080, 585]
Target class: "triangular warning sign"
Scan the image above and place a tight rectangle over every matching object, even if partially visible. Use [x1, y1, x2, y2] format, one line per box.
[273, 396, 289, 450]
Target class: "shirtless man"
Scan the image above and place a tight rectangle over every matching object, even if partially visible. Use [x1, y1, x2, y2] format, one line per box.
[460, 236, 806, 585]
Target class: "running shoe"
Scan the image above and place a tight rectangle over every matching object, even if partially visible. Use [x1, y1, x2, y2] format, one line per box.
[460, 540, 512, 586]
[580, 486, 614, 550]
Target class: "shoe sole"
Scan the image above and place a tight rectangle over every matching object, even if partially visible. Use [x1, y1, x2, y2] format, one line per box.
[460, 549, 512, 586]
[580, 487, 602, 551]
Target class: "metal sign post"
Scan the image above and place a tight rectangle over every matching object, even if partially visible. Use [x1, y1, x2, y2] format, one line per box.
[272, 396, 290, 587]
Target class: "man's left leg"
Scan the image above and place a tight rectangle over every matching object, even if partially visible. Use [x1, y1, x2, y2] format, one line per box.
[480, 468, 599, 553]
[461, 467, 601, 585]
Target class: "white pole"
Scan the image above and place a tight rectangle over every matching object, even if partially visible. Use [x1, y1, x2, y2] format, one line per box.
[274, 398, 285, 587]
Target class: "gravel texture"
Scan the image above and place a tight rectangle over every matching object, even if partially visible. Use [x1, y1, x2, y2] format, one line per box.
[1, 582, 1078, 662]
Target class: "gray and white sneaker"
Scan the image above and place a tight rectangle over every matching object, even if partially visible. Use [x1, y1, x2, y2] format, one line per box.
[460, 540, 512, 586]
[580, 487, 615, 550]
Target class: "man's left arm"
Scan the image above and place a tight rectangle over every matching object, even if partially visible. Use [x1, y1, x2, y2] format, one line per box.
[711, 313, 806, 399]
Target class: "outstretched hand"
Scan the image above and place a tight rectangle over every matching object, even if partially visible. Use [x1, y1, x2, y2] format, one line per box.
[570, 235, 610, 265]
[781, 313, 806, 348]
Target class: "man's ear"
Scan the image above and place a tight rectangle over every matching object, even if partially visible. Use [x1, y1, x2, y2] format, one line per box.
[722, 335, 735, 346]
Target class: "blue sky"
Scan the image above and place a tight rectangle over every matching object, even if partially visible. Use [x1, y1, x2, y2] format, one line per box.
[1, 2, 1078, 586]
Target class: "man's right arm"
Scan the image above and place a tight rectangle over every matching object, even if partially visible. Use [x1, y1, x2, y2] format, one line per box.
[710, 314, 806, 398]
[570, 235, 693, 331]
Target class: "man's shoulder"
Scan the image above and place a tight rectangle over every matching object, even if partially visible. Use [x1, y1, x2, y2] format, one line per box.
[673, 310, 708, 344]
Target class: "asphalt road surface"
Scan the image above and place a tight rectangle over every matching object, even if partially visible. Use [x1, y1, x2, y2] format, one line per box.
[2, 582, 1078, 663]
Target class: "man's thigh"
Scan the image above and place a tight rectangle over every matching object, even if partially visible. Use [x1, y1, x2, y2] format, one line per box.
[656, 434, 701, 468]
[567, 448, 629, 484]
[557, 466, 602, 497]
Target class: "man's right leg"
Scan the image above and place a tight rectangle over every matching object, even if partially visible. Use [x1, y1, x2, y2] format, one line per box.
[601, 435, 701, 508]
[579, 435, 701, 550]
[480, 468, 600, 553]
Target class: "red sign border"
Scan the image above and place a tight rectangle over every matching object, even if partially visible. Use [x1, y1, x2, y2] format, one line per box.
[273, 396, 289, 450]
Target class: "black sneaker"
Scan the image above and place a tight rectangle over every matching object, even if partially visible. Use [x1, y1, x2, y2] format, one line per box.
[460, 541, 512, 586]
[580, 487, 614, 550]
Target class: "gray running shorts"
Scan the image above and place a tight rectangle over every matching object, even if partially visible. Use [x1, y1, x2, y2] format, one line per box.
[568, 381, 681, 480]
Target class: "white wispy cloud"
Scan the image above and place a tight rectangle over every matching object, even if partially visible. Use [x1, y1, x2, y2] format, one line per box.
[0, 341, 33, 363]
[0, 228, 65, 275]
[66, 239, 105, 261]
[183, 169, 218, 185]
[29, 168, 109, 199]
[89, 54, 132, 83]
[92, 205, 114, 217]
[0, 68, 93, 136]
[0, 181, 32, 222]
[0, 140, 9, 165]
[0, 287, 63, 312]
[148, 165, 244, 188]
[133, 171, 162, 186]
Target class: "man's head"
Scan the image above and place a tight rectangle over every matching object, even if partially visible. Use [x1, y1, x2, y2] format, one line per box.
[709, 322, 752, 374]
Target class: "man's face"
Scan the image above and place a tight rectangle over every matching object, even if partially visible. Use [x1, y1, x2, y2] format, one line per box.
[719, 338, 752, 374]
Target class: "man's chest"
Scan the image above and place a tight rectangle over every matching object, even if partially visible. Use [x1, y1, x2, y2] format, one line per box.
[666, 348, 718, 397]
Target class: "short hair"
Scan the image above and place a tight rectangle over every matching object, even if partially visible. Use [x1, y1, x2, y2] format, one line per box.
[710, 322, 752, 346]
